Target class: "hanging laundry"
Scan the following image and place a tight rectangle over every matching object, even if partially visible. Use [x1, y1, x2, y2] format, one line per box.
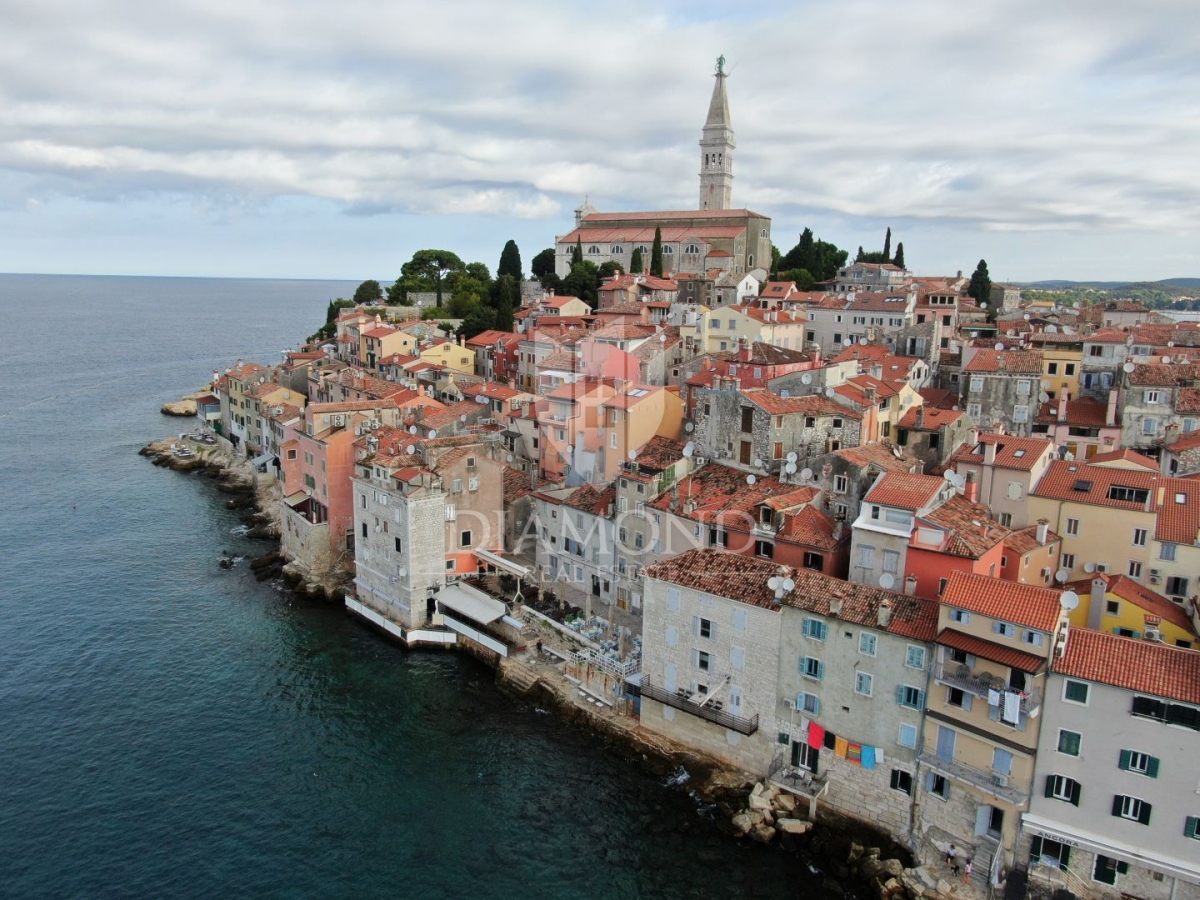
[808, 721, 825, 748]
[862, 746, 876, 769]
[987, 688, 1002, 707]
[1003, 691, 1021, 722]
[835, 736, 849, 758]
[847, 742, 862, 765]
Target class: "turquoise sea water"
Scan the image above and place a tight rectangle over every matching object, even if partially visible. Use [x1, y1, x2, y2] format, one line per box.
[0, 275, 826, 899]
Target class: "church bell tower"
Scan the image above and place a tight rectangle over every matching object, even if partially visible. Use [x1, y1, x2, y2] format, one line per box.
[699, 56, 735, 211]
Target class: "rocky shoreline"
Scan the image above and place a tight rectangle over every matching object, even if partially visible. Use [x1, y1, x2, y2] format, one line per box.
[141, 415, 947, 900]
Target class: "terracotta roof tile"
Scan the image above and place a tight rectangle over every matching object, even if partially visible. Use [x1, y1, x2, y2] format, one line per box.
[1055, 628, 1200, 705]
[864, 472, 946, 510]
[1155, 477, 1200, 544]
[1086, 448, 1158, 469]
[1034, 397, 1111, 428]
[940, 571, 1064, 633]
[1068, 574, 1196, 633]
[644, 548, 786, 610]
[1003, 524, 1059, 556]
[962, 349, 1043, 374]
[937, 629, 1046, 672]
[740, 387, 859, 418]
[782, 571, 939, 641]
[898, 406, 964, 430]
[918, 494, 1010, 558]
[950, 434, 1054, 471]
[777, 504, 842, 551]
[564, 483, 616, 517]
[1031, 459, 1160, 510]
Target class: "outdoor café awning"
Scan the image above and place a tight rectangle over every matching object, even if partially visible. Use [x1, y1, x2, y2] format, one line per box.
[473, 548, 531, 578]
[284, 491, 310, 508]
[435, 583, 505, 626]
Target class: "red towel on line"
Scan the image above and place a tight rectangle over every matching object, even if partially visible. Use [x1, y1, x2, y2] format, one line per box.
[808, 721, 825, 747]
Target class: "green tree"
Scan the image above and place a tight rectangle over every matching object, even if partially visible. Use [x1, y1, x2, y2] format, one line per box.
[563, 259, 600, 309]
[572, 238, 583, 268]
[882, 227, 892, 261]
[456, 306, 498, 341]
[968, 259, 992, 309]
[779, 268, 817, 291]
[598, 260, 624, 279]
[498, 240, 522, 280]
[352, 280, 383, 306]
[629, 246, 644, 275]
[531, 248, 556, 278]
[893, 242, 905, 270]
[465, 261, 492, 284]
[770, 244, 782, 278]
[782, 228, 847, 282]
[491, 274, 519, 332]
[388, 249, 466, 307]
[650, 227, 663, 277]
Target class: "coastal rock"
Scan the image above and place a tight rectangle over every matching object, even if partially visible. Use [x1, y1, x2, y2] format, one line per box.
[730, 813, 752, 835]
[860, 857, 887, 881]
[936, 880, 953, 896]
[773, 792, 797, 813]
[848, 842, 864, 863]
[747, 792, 773, 812]
[777, 818, 812, 835]
[160, 400, 197, 417]
[749, 823, 776, 844]
[882, 858, 905, 878]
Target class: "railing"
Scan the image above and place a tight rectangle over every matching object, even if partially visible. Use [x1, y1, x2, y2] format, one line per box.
[1028, 861, 1090, 898]
[569, 648, 640, 680]
[931, 662, 1042, 713]
[639, 678, 759, 735]
[767, 754, 829, 797]
[916, 751, 1030, 806]
[751, 520, 778, 538]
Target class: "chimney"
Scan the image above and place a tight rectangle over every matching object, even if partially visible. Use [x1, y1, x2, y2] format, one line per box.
[1105, 389, 1119, 427]
[916, 404, 926, 429]
[829, 594, 844, 617]
[903, 575, 918, 596]
[1057, 391, 1069, 423]
[1087, 577, 1106, 630]
[964, 471, 979, 503]
[983, 440, 998, 466]
[1036, 518, 1049, 544]
[877, 599, 894, 628]
[833, 519, 844, 541]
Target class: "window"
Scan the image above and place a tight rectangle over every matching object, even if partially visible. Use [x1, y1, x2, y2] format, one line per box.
[696, 617, 714, 639]
[1185, 816, 1200, 841]
[1128, 561, 1142, 578]
[882, 550, 900, 574]
[755, 539, 773, 557]
[1118, 750, 1159, 777]
[947, 687, 972, 710]
[949, 608, 970, 624]
[1046, 775, 1081, 805]
[460, 530, 472, 547]
[1144, 390, 1162, 404]
[890, 769, 912, 795]
[896, 685, 925, 710]
[857, 546, 874, 568]
[970, 376, 984, 393]
[859, 633, 877, 656]
[898, 723, 918, 748]
[800, 656, 824, 680]
[1063, 680, 1089, 704]
[732, 608, 746, 632]
[1057, 730, 1081, 756]
[695, 650, 712, 672]
[1065, 518, 1079, 536]
[1161, 543, 1178, 562]
[452, 478, 463, 493]
[905, 645, 926, 671]
[1142, 418, 1159, 436]
[834, 474, 848, 493]
[993, 622, 1016, 638]
[394, 537, 403, 553]
[802, 618, 828, 641]
[855, 672, 873, 696]
[1132, 528, 1147, 546]
[730, 646, 745, 671]
[1166, 575, 1189, 596]
[1131, 695, 1200, 729]
[926, 772, 950, 800]
[796, 691, 820, 715]
[1062, 552, 1075, 569]
[1022, 630, 1044, 647]
[794, 740, 819, 772]
[1112, 795, 1151, 825]
[1093, 855, 1129, 886]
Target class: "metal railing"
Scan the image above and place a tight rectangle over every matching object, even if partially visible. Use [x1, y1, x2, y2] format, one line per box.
[639, 678, 759, 735]
[916, 751, 1030, 806]
[931, 662, 1042, 713]
[767, 753, 829, 797]
[569, 648, 640, 680]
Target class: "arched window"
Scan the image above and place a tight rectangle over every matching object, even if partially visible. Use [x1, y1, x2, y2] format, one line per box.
[760, 229, 768, 238]
[684, 244, 701, 255]
[748, 255, 755, 268]
[611, 246, 624, 255]
[587, 245, 601, 255]
[662, 245, 674, 255]
[636, 245, 649, 254]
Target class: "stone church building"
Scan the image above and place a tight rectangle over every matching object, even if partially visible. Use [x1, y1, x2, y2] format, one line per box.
[554, 62, 772, 281]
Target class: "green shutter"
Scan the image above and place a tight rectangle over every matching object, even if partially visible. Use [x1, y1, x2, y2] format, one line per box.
[1069, 780, 1081, 807]
[1186, 816, 1200, 839]
[1146, 756, 1160, 778]
[1138, 802, 1152, 826]
[1045, 776, 1056, 799]
[916, 689, 925, 709]
[1118, 749, 1132, 771]
[1029, 836, 1043, 860]
[1111, 795, 1123, 817]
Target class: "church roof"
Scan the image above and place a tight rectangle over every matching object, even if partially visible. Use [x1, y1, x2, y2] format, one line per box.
[705, 72, 731, 130]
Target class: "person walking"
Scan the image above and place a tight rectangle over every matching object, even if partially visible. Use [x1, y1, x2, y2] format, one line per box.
[962, 859, 972, 885]
[947, 844, 958, 875]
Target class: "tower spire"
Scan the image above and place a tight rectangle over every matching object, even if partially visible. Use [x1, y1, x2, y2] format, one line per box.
[699, 56, 735, 211]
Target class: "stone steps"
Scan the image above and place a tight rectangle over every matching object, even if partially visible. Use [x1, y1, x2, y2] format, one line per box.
[501, 660, 541, 694]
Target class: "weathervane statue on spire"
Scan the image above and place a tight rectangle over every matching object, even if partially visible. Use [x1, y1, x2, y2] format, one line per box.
[716, 54, 725, 75]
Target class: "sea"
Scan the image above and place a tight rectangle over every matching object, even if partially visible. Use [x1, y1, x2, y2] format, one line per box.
[0, 274, 831, 899]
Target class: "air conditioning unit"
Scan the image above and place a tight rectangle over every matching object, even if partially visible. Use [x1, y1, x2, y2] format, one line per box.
[1145, 628, 1163, 642]
[783, 698, 796, 710]
[1095, 563, 1110, 574]
[369, 419, 380, 430]
[1149, 575, 1162, 584]
[993, 773, 1009, 788]
[331, 414, 345, 427]
[1149, 568, 1162, 578]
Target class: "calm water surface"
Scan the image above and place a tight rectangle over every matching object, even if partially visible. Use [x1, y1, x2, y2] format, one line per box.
[0, 275, 826, 899]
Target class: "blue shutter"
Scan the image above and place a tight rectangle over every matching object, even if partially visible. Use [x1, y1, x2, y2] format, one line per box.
[895, 685, 905, 706]
[812, 696, 820, 716]
[916, 689, 925, 709]
[816, 661, 825, 680]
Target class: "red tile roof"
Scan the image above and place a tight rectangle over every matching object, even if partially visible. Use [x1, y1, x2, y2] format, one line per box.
[1127, 362, 1200, 386]
[1003, 524, 1059, 556]
[564, 483, 616, 517]
[951, 433, 1054, 471]
[1030, 460, 1160, 511]
[898, 406, 965, 430]
[1086, 448, 1158, 469]
[1155, 477, 1200, 544]
[777, 504, 843, 551]
[648, 463, 806, 528]
[918, 494, 1009, 558]
[740, 387, 859, 418]
[937, 629, 1046, 672]
[644, 548, 787, 610]
[783, 571, 939, 641]
[631, 435, 685, 470]
[939, 571, 1064, 633]
[1069, 574, 1196, 633]
[864, 472, 946, 510]
[963, 349, 1043, 374]
[1055, 628, 1200, 704]
[1034, 396, 1111, 428]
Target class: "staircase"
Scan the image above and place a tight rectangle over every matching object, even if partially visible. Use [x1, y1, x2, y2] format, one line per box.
[500, 659, 541, 695]
[971, 835, 999, 895]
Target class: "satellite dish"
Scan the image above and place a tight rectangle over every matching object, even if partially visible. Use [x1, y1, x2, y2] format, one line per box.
[628, 450, 637, 460]
[1122, 362, 1135, 373]
[842, 337, 853, 346]
[406, 444, 416, 454]
[980, 302, 988, 309]
[1168, 341, 1175, 348]
[943, 470, 956, 482]
[787, 451, 798, 463]
[768, 576, 782, 591]
[782, 578, 795, 592]
[879, 573, 895, 590]
[824, 387, 835, 397]
[752, 458, 763, 469]
[475, 394, 487, 404]
[659, 333, 667, 343]
[801, 373, 813, 385]
[460, 414, 468, 422]
[800, 467, 813, 481]
[683, 441, 695, 458]
[685, 421, 695, 433]
[1083, 562, 1096, 573]
[397, 566, 408, 577]
[428, 430, 437, 438]
[1023, 314, 1031, 321]
[952, 404, 960, 411]
[409, 425, 418, 434]
[785, 462, 797, 474]
[505, 453, 514, 463]
[1038, 392, 1050, 403]
[858, 337, 868, 345]
[1059, 591, 1080, 611]
[994, 343, 1005, 351]
[747, 474, 757, 485]
[1163, 356, 1172, 365]
[1055, 568, 1070, 583]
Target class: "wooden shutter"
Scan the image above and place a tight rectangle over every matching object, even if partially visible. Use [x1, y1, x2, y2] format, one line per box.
[1069, 780, 1081, 807]
[1146, 756, 1160, 778]
[1044, 776, 1056, 799]
[1138, 802, 1152, 825]
[1111, 795, 1124, 817]
[1118, 749, 1132, 771]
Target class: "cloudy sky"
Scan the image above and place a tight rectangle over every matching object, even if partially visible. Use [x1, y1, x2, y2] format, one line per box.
[2, 0, 1198, 283]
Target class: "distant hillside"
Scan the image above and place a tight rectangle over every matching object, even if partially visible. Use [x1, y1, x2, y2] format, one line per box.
[1017, 279, 1200, 312]
[1020, 278, 1200, 292]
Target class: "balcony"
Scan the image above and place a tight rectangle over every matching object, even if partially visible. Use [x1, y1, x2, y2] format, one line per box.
[639, 678, 759, 735]
[931, 662, 1042, 715]
[751, 520, 778, 538]
[917, 751, 1030, 807]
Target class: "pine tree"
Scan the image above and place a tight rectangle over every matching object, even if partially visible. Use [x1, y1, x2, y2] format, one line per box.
[855, 246, 865, 263]
[882, 228, 892, 261]
[629, 247, 644, 275]
[893, 242, 905, 270]
[498, 240, 522, 280]
[650, 227, 664, 277]
[968, 259, 992, 307]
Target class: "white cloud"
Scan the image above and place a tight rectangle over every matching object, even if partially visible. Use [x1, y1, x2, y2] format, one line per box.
[0, 0, 1198, 279]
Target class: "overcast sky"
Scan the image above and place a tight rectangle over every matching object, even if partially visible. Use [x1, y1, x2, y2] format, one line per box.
[2, 0, 1198, 284]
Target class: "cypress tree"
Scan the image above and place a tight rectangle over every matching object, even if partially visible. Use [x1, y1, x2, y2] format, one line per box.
[855, 246, 865, 263]
[893, 242, 905, 270]
[968, 259, 992, 306]
[498, 240, 522, 280]
[882, 227, 892, 261]
[630, 247, 644, 275]
[650, 227, 664, 277]
[572, 238, 583, 268]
